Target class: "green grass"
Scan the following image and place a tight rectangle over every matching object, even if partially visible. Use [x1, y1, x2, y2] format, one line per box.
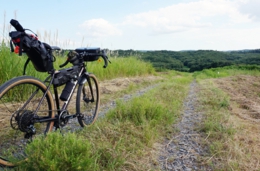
[0, 44, 155, 85]
[193, 65, 260, 80]
[15, 72, 193, 170]
[17, 132, 99, 171]
[196, 80, 236, 170]
[86, 56, 155, 81]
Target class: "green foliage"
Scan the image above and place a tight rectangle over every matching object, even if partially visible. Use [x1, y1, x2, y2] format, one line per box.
[18, 132, 98, 171]
[112, 49, 260, 72]
[87, 56, 155, 81]
[197, 81, 236, 169]
[193, 65, 260, 80]
[107, 97, 167, 126]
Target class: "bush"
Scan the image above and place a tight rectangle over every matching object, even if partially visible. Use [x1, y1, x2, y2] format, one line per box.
[18, 132, 98, 171]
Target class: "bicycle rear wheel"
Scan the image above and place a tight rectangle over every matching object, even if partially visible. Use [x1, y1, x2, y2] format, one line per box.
[0, 76, 55, 167]
[76, 73, 100, 126]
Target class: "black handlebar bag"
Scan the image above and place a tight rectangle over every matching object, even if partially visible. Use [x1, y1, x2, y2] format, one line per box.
[9, 31, 54, 73]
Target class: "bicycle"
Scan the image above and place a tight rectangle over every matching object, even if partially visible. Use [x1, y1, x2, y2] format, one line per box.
[0, 25, 109, 168]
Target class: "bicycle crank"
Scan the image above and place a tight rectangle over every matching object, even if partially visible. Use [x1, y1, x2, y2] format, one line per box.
[58, 110, 69, 127]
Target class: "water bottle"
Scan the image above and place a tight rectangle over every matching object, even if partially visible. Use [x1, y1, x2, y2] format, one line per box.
[60, 81, 75, 101]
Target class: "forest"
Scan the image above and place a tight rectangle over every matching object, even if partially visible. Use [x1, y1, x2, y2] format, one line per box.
[112, 49, 260, 72]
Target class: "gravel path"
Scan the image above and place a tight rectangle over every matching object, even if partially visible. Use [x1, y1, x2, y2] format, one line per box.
[59, 80, 211, 170]
[158, 81, 211, 171]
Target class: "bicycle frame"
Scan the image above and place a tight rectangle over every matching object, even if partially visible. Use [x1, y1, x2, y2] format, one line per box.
[26, 63, 93, 127]
[0, 18, 111, 168]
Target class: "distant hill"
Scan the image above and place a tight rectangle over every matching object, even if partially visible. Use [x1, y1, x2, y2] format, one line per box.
[110, 49, 260, 72]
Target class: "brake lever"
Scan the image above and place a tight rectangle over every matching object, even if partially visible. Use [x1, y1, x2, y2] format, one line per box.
[59, 51, 79, 68]
[59, 60, 69, 68]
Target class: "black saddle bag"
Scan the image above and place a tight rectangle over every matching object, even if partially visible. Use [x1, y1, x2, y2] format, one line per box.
[9, 19, 54, 73]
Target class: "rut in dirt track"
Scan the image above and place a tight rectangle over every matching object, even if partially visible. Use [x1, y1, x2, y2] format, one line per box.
[158, 81, 210, 171]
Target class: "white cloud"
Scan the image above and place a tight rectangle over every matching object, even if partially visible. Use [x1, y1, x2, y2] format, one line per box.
[123, 0, 252, 35]
[78, 18, 122, 38]
[238, 0, 260, 21]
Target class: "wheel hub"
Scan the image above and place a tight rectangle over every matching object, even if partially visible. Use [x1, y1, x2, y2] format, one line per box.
[11, 110, 35, 132]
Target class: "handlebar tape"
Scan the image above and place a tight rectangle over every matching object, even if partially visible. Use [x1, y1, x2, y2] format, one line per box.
[101, 50, 110, 68]
[59, 60, 69, 68]
[10, 19, 25, 32]
[102, 55, 108, 68]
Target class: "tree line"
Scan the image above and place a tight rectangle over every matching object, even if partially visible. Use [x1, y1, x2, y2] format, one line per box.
[112, 49, 260, 72]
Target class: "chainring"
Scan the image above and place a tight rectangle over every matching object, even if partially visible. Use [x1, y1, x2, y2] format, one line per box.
[59, 110, 69, 127]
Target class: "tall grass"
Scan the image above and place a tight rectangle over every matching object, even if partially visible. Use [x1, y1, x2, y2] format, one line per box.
[86, 56, 155, 81]
[16, 72, 193, 170]
[0, 44, 155, 85]
[197, 81, 235, 169]
[0, 46, 45, 81]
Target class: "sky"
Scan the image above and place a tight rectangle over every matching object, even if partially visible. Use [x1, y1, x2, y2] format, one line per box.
[1, 0, 260, 51]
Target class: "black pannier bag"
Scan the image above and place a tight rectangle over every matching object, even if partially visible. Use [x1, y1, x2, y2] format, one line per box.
[52, 65, 80, 101]
[9, 19, 54, 73]
[53, 65, 80, 87]
[75, 47, 101, 61]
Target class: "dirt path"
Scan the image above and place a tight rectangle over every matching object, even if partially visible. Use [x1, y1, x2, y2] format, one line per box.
[157, 81, 210, 171]
[63, 77, 211, 170]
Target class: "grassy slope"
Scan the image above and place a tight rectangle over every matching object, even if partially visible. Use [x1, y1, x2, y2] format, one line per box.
[195, 66, 260, 170]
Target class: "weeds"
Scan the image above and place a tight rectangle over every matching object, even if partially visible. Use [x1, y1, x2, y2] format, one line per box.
[18, 132, 98, 171]
[15, 72, 192, 170]
[196, 70, 260, 170]
[197, 80, 236, 169]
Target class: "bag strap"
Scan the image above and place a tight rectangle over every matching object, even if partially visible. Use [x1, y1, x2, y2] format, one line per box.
[23, 58, 30, 75]
[19, 36, 23, 56]
[10, 40, 14, 52]
[24, 29, 37, 37]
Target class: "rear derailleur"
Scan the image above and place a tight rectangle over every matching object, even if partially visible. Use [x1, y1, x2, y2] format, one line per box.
[11, 110, 36, 139]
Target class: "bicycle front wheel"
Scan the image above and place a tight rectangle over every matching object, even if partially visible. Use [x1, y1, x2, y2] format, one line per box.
[0, 76, 55, 167]
[76, 73, 100, 127]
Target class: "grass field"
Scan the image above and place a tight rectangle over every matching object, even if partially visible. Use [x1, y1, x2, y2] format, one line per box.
[1, 41, 260, 170]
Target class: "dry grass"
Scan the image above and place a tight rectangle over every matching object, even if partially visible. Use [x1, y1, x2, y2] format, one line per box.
[227, 115, 260, 170]
[200, 75, 260, 170]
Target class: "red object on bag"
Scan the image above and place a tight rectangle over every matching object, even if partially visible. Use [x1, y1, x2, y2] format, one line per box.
[30, 34, 38, 40]
[13, 38, 20, 43]
[14, 46, 20, 54]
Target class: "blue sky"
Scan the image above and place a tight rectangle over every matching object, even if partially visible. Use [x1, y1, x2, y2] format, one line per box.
[1, 0, 260, 51]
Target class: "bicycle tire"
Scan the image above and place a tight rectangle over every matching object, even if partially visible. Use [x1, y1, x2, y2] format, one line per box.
[76, 73, 100, 126]
[0, 76, 55, 167]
